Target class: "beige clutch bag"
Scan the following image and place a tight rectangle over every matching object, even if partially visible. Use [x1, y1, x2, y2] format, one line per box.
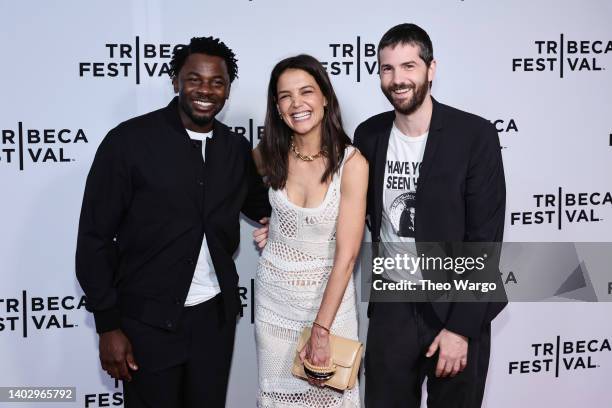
[291, 327, 363, 391]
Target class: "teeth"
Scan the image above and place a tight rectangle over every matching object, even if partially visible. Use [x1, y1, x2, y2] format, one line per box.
[194, 100, 213, 108]
[394, 88, 410, 94]
[291, 112, 311, 120]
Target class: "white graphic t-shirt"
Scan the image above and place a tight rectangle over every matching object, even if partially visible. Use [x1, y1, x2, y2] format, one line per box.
[380, 123, 428, 281]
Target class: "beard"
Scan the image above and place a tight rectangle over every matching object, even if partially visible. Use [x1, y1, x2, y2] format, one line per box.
[178, 95, 217, 127]
[382, 76, 429, 116]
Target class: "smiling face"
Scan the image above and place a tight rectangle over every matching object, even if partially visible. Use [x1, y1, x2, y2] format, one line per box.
[276, 68, 327, 138]
[172, 53, 230, 132]
[379, 42, 435, 116]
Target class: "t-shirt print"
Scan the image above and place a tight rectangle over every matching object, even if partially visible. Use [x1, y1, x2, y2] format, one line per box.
[389, 191, 417, 237]
[381, 124, 428, 242]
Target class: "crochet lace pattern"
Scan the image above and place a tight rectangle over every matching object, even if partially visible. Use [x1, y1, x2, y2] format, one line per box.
[255, 146, 361, 407]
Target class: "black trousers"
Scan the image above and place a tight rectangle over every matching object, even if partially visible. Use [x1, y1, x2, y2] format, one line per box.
[121, 294, 236, 408]
[365, 302, 491, 408]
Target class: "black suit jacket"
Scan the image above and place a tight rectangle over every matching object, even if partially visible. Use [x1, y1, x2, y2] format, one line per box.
[76, 97, 270, 334]
[353, 97, 506, 338]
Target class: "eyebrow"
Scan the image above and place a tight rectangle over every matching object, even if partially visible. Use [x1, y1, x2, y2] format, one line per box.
[381, 60, 418, 67]
[278, 85, 315, 94]
[184, 71, 226, 80]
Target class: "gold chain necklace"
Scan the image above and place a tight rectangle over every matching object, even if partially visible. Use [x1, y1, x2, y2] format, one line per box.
[290, 138, 327, 162]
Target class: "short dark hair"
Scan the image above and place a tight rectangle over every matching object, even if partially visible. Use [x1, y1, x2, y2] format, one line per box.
[169, 36, 238, 82]
[378, 23, 434, 67]
[260, 54, 351, 190]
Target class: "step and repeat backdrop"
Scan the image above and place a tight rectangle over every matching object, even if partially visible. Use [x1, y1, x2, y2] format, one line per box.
[1, 0, 611, 407]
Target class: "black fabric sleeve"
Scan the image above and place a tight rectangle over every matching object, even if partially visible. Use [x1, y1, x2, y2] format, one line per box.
[75, 128, 132, 334]
[240, 141, 271, 222]
[445, 121, 506, 338]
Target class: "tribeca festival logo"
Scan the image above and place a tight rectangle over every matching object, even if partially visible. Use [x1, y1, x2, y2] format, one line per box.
[0, 291, 86, 338]
[228, 120, 264, 149]
[491, 118, 518, 134]
[512, 35, 611, 78]
[509, 335, 611, 377]
[510, 187, 611, 229]
[0, 124, 88, 170]
[491, 118, 518, 150]
[238, 278, 255, 324]
[78, 37, 183, 84]
[320, 37, 378, 82]
[84, 379, 123, 408]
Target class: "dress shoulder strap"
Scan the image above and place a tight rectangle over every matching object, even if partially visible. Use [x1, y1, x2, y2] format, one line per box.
[338, 145, 357, 179]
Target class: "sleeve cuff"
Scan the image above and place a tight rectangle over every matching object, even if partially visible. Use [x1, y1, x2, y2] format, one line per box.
[93, 307, 121, 334]
[444, 303, 488, 339]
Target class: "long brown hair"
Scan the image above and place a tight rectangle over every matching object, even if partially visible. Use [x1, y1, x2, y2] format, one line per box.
[260, 54, 351, 190]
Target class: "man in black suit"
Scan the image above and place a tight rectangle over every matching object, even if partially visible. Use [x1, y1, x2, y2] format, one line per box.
[76, 36, 270, 408]
[353, 24, 506, 407]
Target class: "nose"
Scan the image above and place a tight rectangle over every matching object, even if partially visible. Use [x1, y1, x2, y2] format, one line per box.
[391, 69, 403, 86]
[196, 81, 214, 97]
[290, 94, 304, 109]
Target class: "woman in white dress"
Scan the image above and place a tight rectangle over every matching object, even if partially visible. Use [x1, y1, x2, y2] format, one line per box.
[252, 54, 368, 407]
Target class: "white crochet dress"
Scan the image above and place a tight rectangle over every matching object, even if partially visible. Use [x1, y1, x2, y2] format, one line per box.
[255, 147, 361, 408]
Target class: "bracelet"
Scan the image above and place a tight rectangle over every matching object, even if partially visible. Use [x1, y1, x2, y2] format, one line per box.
[312, 321, 330, 333]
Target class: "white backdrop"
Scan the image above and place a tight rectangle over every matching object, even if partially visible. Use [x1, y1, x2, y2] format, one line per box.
[1, 0, 612, 407]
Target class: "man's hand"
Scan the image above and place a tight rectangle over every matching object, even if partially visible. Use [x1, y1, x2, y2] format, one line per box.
[426, 328, 468, 378]
[253, 217, 270, 249]
[99, 329, 138, 381]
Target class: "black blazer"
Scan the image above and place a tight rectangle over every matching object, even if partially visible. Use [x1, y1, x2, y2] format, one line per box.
[76, 98, 270, 334]
[353, 97, 506, 339]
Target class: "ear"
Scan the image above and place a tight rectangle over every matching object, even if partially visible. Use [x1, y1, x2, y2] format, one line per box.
[172, 77, 179, 94]
[323, 97, 328, 108]
[226, 83, 231, 99]
[427, 59, 437, 84]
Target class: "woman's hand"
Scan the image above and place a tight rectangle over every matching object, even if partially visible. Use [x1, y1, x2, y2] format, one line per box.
[299, 325, 332, 387]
